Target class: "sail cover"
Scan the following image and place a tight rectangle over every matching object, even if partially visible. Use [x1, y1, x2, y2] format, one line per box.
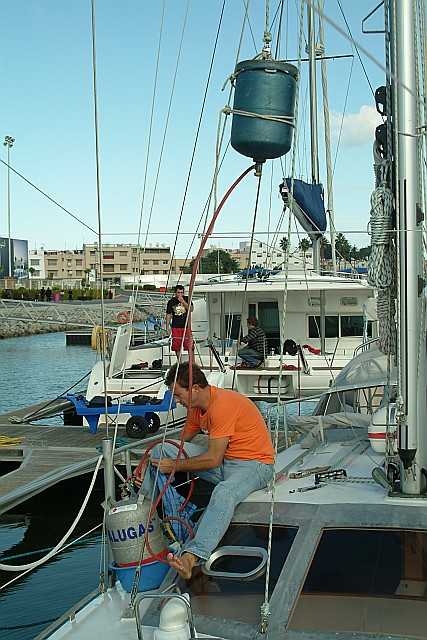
[280, 179, 327, 239]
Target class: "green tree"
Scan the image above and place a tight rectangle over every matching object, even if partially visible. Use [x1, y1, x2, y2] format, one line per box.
[355, 245, 371, 261]
[186, 249, 239, 274]
[335, 233, 352, 269]
[299, 237, 312, 265]
[279, 236, 289, 253]
[319, 235, 331, 268]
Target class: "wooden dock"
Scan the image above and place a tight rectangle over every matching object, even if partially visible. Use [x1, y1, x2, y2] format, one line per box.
[0, 400, 180, 514]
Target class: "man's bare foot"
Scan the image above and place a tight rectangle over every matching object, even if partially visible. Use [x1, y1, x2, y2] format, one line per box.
[167, 552, 197, 580]
[133, 457, 149, 489]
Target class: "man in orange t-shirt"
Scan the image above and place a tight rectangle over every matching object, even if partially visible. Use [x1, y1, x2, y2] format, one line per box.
[135, 362, 274, 580]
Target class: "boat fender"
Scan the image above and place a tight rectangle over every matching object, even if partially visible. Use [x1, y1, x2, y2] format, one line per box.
[368, 405, 398, 454]
[91, 325, 111, 351]
[91, 325, 100, 350]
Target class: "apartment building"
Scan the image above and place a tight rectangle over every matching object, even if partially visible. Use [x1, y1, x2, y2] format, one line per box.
[237, 240, 285, 269]
[29, 249, 85, 280]
[84, 243, 172, 278]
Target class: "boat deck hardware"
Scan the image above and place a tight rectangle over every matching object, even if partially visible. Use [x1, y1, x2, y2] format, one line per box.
[202, 545, 267, 581]
[315, 468, 347, 484]
[297, 484, 324, 493]
[289, 465, 331, 479]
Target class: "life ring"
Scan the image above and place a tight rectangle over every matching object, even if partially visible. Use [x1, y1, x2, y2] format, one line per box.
[117, 311, 129, 324]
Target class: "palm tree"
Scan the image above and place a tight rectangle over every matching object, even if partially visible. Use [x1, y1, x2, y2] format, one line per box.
[335, 233, 352, 271]
[279, 236, 289, 253]
[84, 268, 91, 288]
[299, 238, 311, 266]
[319, 235, 330, 271]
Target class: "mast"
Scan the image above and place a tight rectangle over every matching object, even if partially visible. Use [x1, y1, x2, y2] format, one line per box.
[392, 0, 427, 494]
[307, 0, 321, 272]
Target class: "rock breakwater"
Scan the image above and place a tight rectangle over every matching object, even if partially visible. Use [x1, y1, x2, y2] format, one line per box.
[0, 321, 67, 339]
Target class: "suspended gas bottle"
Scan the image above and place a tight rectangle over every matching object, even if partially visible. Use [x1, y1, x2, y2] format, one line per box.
[230, 59, 298, 163]
[105, 488, 168, 566]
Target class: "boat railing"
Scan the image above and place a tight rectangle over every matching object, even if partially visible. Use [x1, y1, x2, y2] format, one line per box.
[264, 393, 322, 451]
[353, 337, 379, 358]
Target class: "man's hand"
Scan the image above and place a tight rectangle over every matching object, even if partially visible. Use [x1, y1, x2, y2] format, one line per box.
[150, 457, 176, 474]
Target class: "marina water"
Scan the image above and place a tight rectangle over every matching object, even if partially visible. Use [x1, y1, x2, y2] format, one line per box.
[0, 331, 312, 638]
[0, 332, 104, 639]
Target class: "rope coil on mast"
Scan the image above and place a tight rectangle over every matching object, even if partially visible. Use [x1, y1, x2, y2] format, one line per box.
[367, 165, 397, 355]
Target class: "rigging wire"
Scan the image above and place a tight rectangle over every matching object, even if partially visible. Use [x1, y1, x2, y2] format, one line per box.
[134, 0, 166, 288]
[167, 0, 226, 288]
[0, 159, 97, 235]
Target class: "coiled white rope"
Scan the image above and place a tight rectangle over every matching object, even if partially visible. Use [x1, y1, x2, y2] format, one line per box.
[367, 182, 394, 290]
[368, 171, 396, 355]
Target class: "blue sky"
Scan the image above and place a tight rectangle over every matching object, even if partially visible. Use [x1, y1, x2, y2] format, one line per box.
[0, 1, 387, 258]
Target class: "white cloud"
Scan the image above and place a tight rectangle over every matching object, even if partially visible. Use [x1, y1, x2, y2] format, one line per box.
[330, 104, 383, 147]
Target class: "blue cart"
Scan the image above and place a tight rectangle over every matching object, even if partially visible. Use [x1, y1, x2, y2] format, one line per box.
[59, 390, 176, 438]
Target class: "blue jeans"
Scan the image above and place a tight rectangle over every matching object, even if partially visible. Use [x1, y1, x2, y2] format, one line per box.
[140, 440, 274, 563]
[238, 348, 262, 367]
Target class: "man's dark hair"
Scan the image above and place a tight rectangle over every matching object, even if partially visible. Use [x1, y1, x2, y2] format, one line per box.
[165, 362, 208, 389]
[174, 284, 185, 293]
[247, 316, 259, 327]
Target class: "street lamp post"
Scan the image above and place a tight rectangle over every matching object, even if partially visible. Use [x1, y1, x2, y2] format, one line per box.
[4, 136, 15, 278]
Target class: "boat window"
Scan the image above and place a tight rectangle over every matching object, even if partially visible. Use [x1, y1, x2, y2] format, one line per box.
[224, 313, 243, 341]
[309, 315, 371, 339]
[308, 315, 339, 338]
[176, 523, 297, 625]
[341, 315, 372, 337]
[287, 528, 427, 637]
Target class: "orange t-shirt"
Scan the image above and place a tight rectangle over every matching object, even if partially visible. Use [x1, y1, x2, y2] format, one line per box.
[186, 386, 274, 464]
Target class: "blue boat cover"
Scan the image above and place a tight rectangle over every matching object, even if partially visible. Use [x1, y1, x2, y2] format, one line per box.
[283, 179, 327, 236]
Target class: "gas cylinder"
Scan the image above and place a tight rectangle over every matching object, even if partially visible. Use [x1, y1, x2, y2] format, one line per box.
[230, 59, 298, 163]
[105, 489, 168, 566]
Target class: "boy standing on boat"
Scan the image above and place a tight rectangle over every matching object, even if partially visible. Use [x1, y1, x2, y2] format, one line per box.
[134, 362, 274, 580]
[237, 316, 268, 368]
[166, 285, 193, 359]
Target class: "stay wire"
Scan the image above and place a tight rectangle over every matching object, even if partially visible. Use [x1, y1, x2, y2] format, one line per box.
[0, 159, 97, 235]
[167, 0, 226, 290]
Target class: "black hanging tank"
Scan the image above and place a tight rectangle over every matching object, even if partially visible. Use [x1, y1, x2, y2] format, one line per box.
[230, 59, 298, 163]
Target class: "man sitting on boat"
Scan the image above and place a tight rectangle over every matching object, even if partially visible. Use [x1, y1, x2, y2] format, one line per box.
[236, 316, 268, 369]
[134, 361, 274, 580]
